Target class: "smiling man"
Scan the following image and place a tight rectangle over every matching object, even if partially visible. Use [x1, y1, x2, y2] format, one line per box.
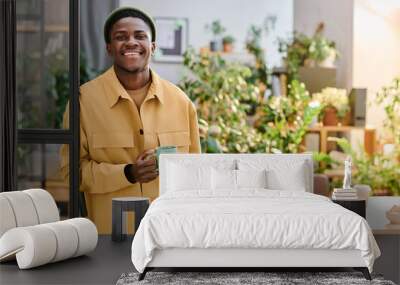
[60, 7, 201, 234]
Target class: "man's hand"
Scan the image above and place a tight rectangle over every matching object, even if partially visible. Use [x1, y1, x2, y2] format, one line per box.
[126, 149, 158, 184]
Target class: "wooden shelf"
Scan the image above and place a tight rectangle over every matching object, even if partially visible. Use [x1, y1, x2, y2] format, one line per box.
[306, 125, 376, 155]
[308, 126, 364, 132]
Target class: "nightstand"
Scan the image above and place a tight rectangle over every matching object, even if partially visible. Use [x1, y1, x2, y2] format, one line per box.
[332, 199, 366, 218]
[372, 228, 400, 284]
[112, 197, 150, 242]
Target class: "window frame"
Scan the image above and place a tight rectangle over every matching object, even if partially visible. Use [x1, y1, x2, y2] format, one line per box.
[16, 0, 83, 217]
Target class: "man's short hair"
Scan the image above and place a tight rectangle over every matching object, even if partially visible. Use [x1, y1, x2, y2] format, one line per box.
[104, 7, 156, 44]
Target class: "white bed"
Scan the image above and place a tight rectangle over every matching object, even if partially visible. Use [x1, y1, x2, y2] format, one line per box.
[131, 154, 380, 280]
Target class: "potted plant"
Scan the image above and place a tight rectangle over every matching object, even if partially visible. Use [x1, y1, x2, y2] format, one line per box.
[256, 80, 322, 153]
[334, 138, 400, 196]
[278, 32, 310, 80]
[205, 20, 226, 52]
[179, 49, 322, 154]
[333, 80, 400, 228]
[307, 23, 338, 68]
[179, 48, 262, 153]
[222, 35, 235, 53]
[312, 87, 350, 126]
[278, 23, 338, 81]
[245, 25, 269, 98]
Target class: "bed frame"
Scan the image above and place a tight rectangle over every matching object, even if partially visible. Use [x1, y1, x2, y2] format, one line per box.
[138, 154, 372, 281]
[138, 248, 371, 280]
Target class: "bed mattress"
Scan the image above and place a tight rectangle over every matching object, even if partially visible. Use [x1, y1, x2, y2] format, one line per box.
[131, 190, 380, 273]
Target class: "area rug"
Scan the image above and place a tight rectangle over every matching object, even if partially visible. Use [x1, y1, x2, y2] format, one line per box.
[116, 271, 395, 285]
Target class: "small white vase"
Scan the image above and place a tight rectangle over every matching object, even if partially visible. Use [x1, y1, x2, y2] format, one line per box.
[318, 48, 336, 68]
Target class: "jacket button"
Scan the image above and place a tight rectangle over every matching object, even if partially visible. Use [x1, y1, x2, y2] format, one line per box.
[139, 129, 144, 135]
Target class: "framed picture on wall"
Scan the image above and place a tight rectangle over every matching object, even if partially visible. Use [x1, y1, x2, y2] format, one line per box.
[153, 17, 188, 63]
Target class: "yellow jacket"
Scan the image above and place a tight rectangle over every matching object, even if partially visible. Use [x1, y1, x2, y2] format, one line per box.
[61, 67, 201, 233]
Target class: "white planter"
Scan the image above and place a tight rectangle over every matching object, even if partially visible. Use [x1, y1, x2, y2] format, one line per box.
[366, 196, 400, 229]
[318, 48, 336, 68]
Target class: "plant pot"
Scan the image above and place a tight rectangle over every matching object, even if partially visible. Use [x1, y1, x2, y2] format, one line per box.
[322, 107, 339, 126]
[222, 43, 233, 53]
[339, 111, 351, 126]
[303, 58, 316, 68]
[209, 41, 218, 52]
[318, 48, 336, 68]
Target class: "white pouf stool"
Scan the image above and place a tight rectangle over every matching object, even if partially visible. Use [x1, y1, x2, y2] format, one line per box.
[0, 189, 98, 269]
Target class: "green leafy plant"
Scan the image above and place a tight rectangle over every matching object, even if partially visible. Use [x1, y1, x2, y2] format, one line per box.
[256, 81, 322, 153]
[222, 35, 235, 45]
[278, 23, 338, 81]
[179, 48, 322, 154]
[197, 119, 223, 153]
[376, 77, 400, 150]
[245, 15, 276, 88]
[179, 48, 263, 153]
[245, 25, 269, 98]
[308, 35, 335, 62]
[45, 53, 97, 129]
[278, 32, 310, 81]
[312, 152, 340, 173]
[325, 80, 400, 196]
[16, 51, 44, 128]
[205, 20, 226, 39]
[334, 138, 400, 196]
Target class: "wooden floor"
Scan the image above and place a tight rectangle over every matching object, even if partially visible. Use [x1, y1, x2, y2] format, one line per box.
[0, 236, 133, 285]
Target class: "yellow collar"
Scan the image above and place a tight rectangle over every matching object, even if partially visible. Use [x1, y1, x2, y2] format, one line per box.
[104, 67, 164, 108]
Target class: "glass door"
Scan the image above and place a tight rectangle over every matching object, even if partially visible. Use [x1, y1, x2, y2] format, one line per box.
[15, 0, 81, 218]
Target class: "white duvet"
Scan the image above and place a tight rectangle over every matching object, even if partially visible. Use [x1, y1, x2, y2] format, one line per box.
[131, 190, 380, 273]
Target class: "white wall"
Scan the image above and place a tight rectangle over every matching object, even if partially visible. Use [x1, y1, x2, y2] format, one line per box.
[293, 0, 354, 91]
[120, 0, 293, 83]
[353, 0, 400, 134]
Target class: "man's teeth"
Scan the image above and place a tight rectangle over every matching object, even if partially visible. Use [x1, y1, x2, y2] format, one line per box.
[124, 51, 140, 55]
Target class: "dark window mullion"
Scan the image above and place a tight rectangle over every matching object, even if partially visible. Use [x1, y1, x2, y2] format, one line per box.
[70, 0, 81, 217]
[17, 129, 72, 144]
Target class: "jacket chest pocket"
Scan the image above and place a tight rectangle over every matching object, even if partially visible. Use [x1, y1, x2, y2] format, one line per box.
[91, 132, 135, 163]
[157, 131, 190, 153]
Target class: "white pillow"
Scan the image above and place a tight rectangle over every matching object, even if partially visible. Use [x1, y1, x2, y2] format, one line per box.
[236, 169, 267, 189]
[266, 162, 306, 191]
[237, 159, 308, 191]
[212, 168, 237, 190]
[167, 163, 212, 191]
